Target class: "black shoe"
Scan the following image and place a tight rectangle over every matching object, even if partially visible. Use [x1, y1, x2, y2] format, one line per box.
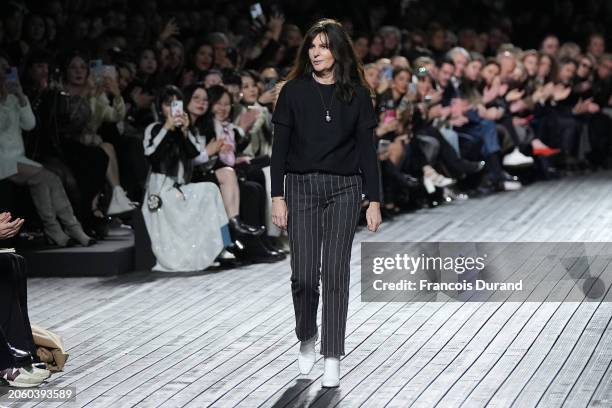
[89, 214, 111, 240]
[397, 173, 420, 189]
[262, 236, 290, 255]
[240, 235, 286, 263]
[462, 160, 486, 175]
[500, 170, 519, 182]
[8, 344, 34, 368]
[229, 217, 265, 236]
[216, 247, 242, 267]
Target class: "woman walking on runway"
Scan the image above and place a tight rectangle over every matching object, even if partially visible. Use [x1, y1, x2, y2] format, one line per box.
[270, 18, 382, 388]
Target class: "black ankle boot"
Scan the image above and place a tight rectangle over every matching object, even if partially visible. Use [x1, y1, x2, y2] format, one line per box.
[238, 235, 286, 263]
[229, 216, 265, 236]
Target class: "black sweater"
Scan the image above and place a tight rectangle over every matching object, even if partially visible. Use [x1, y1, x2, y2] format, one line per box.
[270, 76, 381, 202]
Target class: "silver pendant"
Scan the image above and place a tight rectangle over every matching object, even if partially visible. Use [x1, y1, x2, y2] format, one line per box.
[325, 110, 331, 123]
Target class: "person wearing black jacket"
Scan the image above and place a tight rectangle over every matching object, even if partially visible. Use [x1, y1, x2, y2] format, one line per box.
[141, 85, 230, 272]
[0, 213, 51, 387]
[270, 19, 381, 388]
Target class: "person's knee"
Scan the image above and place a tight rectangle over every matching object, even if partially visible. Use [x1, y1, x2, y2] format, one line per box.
[291, 271, 320, 292]
[216, 167, 237, 184]
[42, 169, 62, 185]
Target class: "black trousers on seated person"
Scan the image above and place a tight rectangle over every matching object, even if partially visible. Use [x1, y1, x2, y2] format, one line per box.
[0, 328, 15, 370]
[0, 254, 36, 356]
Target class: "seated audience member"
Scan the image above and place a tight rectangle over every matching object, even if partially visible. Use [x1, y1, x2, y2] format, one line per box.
[187, 84, 284, 262]
[0, 55, 94, 246]
[0, 214, 51, 387]
[59, 52, 134, 216]
[142, 85, 232, 272]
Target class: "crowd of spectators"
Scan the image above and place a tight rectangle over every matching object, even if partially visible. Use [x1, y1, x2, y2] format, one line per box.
[1, 0, 611, 268]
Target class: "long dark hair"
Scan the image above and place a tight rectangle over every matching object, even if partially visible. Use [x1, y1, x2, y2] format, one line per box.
[287, 18, 371, 103]
[183, 82, 208, 133]
[156, 84, 183, 118]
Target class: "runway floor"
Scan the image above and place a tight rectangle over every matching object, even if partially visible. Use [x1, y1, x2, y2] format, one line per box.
[7, 171, 612, 408]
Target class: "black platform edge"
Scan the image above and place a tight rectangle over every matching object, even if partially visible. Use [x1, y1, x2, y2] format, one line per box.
[21, 234, 135, 277]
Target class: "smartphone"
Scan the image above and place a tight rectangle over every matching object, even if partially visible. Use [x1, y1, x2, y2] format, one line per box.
[377, 139, 391, 154]
[383, 108, 396, 124]
[264, 77, 278, 91]
[6, 67, 19, 84]
[382, 65, 393, 81]
[171, 100, 183, 117]
[102, 65, 117, 80]
[408, 82, 417, 95]
[250, 3, 263, 20]
[89, 59, 103, 84]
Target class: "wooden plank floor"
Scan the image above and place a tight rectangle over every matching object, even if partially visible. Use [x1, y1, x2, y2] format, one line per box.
[6, 171, 612, 408]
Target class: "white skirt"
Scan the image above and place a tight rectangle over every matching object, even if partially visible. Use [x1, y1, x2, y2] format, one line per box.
[142, 173, 229, 272]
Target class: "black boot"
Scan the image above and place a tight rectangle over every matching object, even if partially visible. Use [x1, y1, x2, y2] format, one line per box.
[236, 235, 286, 263]
[229, 216, 265, 236]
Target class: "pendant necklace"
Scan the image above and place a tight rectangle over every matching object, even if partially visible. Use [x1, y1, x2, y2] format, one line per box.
[314, 76, 335, 123]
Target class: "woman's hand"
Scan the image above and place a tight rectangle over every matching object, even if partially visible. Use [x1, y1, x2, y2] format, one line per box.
[271, 197, 288, 230]
[375, 118, 399, 137]
[265, 13, 285, 41]
[258, 88, 277, 105]
[6, 81, 27, 106]
[159, 18, 180, 42]
[179, 112, 190, 135]
[104, 76, 121, 97]
[505, 88, 525, 103]
[366, 202, 381, 232]
[0, 212, 24, 240]
[396, 134, 411, 145]
[235, 156, 251, 165]
[206, 138, 224, 156]
[163, 114, 176, 131]
[428, 90, 443, 105]
[220, 141, 234, 153]
[553, 84, 571, 101]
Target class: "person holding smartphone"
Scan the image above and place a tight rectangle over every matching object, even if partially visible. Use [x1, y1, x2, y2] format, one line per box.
[270, 19, 381, 388]
[0, 55, 94, 247]
[142, 85, 230, 272]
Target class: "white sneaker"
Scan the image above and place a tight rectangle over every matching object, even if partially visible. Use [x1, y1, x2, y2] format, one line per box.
[321, 357, 340, 388]
[423, 165, 455, 193]
[503, 147, 534, 167]
[107, 186, 136, 215]
[503, 180, 522, 191]
[22, 364, 51, 381]
[0, 367, 44, 388]
[297, 333, 317, 375]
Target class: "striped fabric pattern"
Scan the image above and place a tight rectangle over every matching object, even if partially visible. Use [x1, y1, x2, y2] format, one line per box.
[285, 172, 362, 356]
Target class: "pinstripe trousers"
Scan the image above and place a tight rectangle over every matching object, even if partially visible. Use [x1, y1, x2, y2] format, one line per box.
[285, 172, 362, 356]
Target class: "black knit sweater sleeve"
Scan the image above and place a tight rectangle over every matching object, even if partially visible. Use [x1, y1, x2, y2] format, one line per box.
[270, 82, 293, 197]
[355, 87, 382, 202]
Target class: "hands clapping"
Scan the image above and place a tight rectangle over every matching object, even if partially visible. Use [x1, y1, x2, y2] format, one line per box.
[0, 212, 24, 240]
